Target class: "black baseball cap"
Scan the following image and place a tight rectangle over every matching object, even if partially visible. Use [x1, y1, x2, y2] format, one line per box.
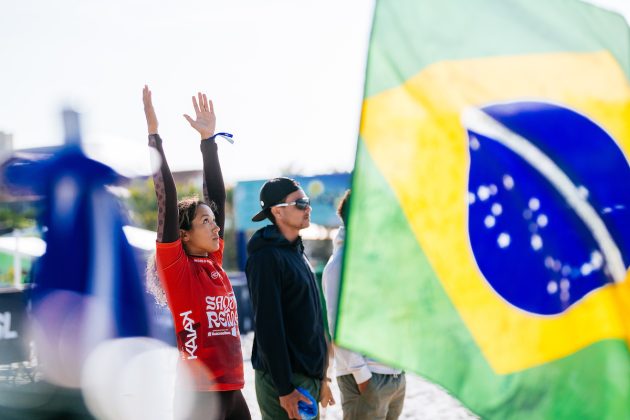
[251, 177, 301, 222]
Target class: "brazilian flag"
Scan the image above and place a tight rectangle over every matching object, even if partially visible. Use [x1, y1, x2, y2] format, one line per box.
[337, 0, 630, 418]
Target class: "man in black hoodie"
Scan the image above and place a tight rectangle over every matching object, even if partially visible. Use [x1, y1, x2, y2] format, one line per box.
[246, 177, 334, 419]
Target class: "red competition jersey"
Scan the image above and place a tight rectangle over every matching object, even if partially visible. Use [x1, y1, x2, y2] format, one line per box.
[156, 238, 244, 391]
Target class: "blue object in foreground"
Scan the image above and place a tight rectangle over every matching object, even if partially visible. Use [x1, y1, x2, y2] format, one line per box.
[296, 386, 318, 420]
[5, 145, 150, 337]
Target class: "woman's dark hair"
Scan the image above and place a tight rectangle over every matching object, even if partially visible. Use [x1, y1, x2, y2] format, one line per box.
[178, 196, 217, 231]
[337, 189, 351, 226]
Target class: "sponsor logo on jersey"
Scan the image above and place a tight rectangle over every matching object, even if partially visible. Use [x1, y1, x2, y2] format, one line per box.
[179, 310, 198, 360]
[206, 292, 239, 337]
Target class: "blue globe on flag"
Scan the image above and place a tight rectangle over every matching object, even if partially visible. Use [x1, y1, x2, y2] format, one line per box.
[464, 101, 630, 315]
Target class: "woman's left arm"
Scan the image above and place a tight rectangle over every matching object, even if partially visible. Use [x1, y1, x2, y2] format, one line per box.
[183, 92, 226, 237]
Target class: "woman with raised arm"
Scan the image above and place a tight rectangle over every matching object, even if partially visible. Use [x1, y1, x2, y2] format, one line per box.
[143, 85, 250, 420]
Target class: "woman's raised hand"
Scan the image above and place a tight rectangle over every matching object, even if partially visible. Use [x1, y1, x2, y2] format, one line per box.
[143, 85, 159, 135]
[184, 92, 216, 140]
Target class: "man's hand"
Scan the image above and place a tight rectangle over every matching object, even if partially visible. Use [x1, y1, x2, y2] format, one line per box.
[183, 92, 216, 139]
[319, 380, 336, 407]
[357, 378, 370, 394]
[143, 85, 158, 135]
[279, 389, 312, 419]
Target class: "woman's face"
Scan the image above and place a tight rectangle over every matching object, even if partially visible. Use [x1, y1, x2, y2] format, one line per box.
[181, 204, 220, 255]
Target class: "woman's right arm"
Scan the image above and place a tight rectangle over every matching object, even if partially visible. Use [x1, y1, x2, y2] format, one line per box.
[143, 85, 179, 243]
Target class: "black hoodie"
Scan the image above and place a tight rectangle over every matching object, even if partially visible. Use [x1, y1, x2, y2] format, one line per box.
[246, 224, 326, 396]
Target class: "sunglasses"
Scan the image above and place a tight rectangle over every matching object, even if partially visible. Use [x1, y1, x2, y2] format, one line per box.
[272, 197, 311, 210]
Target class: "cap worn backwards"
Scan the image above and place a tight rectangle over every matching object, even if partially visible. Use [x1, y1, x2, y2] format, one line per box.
[251, 177, 300, 222]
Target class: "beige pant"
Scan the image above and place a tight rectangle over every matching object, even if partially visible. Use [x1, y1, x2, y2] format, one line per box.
[337, 372, 406, 420]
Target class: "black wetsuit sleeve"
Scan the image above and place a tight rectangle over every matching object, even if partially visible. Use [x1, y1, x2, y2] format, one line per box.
[148, 134, 179, 243]
[200, 138, 226, 238]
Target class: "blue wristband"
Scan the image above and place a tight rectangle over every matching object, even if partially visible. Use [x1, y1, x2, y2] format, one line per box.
[209, 132, 234, 144]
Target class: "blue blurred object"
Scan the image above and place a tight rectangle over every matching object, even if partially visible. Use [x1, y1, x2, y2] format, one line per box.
[4, 143, 150, 339]
[0, 109, 151, 418]
[296, 386, 318, 420]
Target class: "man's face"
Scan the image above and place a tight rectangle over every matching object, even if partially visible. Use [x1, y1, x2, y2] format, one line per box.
[274, 189, 311, 231]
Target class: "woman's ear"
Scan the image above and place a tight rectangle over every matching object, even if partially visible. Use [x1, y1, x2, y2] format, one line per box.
[180, 229, 189, 242]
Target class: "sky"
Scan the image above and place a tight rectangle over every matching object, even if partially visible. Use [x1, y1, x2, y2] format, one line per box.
[1, 0, 629, 185]
[0, 0, 373, 184]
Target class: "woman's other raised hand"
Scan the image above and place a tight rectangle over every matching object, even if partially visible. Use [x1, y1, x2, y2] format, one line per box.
[142, 85, 159, 135]
[184, 92, 216, 140]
